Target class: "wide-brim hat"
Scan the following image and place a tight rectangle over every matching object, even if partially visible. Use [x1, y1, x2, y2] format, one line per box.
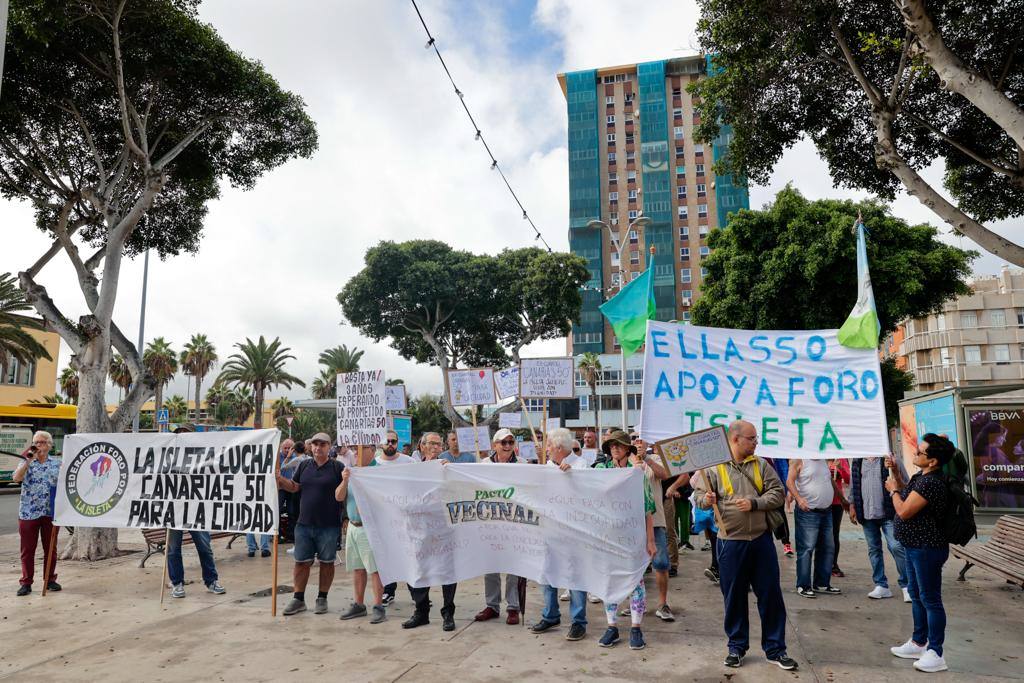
[602, 429, 636, 457]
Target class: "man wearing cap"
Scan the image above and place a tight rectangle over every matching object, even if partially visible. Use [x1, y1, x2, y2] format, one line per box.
[531, 428, 589, 641]
[375, 431, 415, 606]
[276, 433, 347, 617]
[693, 420, 797, 671]
[476, 428, 524, 625]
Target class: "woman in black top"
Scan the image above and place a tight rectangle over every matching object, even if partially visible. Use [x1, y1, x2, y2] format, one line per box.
[885, 433, 953, 674]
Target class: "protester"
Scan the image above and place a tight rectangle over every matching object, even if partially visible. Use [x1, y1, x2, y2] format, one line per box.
[850, 454, 910, 602]
[476, 428, 524, 625]
[14, 431, 61, 596]
[404, 431, 461, 631]
[373, 431, 416, 605]
[888, 434, 954, 674]
[531, 428, 589, 641]
[763, 457, 794, 556]
[401, 443, 413, 457]
[694, 421, 797, 670]
[787, 458, 842, 598]
[441, 430, 476, 463]
[411, 435, 425, 462]
[277, 438, 295, 542]
[245, 529, 271, 558]
[583, 429, 598, 449]
[629, 434, 674, 621]
[829, 459, 851, 577]
[276, 433, 346, 617]
[668, 471, 720, 582]
[594, 430, 657, 650]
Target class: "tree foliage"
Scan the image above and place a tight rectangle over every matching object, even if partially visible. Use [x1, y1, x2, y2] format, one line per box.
[0, 272, 51, 368]
[693, 0, 1024, 265]
[406, 393, 450, 439]
[217, 335, 304, 429]
[313, 343, 363, 398]
[142, 336, 176, 416]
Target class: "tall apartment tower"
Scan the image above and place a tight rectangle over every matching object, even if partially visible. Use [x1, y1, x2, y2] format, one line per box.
[558, 56, 748, 355]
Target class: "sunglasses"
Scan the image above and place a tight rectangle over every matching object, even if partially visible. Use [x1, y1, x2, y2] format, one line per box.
[572, 447, 581, 453]
[500, 439, 516, 446]
[386, 439, 399, 444]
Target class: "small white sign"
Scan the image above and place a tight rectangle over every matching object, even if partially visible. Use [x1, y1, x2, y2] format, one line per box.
[519, 358, 575, 399]
[499, 412, 523, 429]
[494, 366, 520, 400]
[580, 448, 599, 466]
[456, 425, 491, 454]
[654, 426, 733, 475]
[543, 417, 561, 434]
[447, 368, 497, 407]
[385, 385, 408, 411]
[517, 440, 538, 461]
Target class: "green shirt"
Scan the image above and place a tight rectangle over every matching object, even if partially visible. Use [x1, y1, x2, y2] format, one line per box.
[595, 459, 656, 515]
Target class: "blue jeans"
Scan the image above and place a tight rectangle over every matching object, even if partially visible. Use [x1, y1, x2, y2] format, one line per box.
[652, 526, 670, 572]
[167, 530, 218, 587]
[294, 524, 339, 564]
[541, 585, 587, 627]
[246, 533, 271, 552]
[794, 507, 834, 589]
[718, 532, 787, 658]
[861, 518, 907, 589]
[906, 545, 948, 656]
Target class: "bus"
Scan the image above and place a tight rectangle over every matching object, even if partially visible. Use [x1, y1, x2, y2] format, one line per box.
[0, 403, 77, 485]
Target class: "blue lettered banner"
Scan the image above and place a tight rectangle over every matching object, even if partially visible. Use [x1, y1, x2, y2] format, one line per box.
[639, 322, 888, 459]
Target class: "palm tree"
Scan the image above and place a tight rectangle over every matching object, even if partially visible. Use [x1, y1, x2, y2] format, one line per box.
[311, 367, 336, 400]
[165, 394, 189, 422]
[314, 344, 364, 397]
[58, 366, 80, 403]
[180, 334, 217, 422]
[205, 382, 231, 416]
[0, 272, 52, 372]
[578, 352, 603, 437]
[217, 336, 305, 428]
[29, 393, 70, 404]
[272, 396, 295, 420]
[109, 353, 133, 402]
[231, 386, 255, 425]
[143, 337, 178, 421]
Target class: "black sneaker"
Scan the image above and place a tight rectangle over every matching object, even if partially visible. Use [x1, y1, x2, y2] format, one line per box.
[17, 585, 31, 597]
[402, 612, 429, 629]
[530, 619, 560, 634]
[598, 626, 620, 648]
[682, 541, 695, 551]
[261, 549, 271, 557]
[724, 651, 744, 668]
[46, 581, 62, 592]
[813, 585, 842, 595]
[381, 592, 395, 606]
[566, 623, 586, 641]
[796, 587, 816, 598]
[704, 567, 720, 584]
[768, 654, 799, 670]
[668, 566, 678, 577]
[247, 550, 255, 557]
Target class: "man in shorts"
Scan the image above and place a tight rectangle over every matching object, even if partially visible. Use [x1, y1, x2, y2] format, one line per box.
[335, 446, 387, 624]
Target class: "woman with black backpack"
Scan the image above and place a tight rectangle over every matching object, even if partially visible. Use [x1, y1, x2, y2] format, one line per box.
[885, 433, 955, 674]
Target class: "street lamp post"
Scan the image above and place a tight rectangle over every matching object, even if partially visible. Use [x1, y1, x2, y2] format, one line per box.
[132, 249, 150, 432]
[587, 214, 652, 431]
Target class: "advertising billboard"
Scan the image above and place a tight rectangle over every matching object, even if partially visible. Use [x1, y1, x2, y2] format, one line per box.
[968, 407, 1024, 510]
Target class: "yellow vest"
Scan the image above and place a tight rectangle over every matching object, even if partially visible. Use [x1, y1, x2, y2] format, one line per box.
[716, 456, 763, 496]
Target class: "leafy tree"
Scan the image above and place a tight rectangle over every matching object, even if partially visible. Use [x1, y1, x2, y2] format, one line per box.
[406, 393, 450, 438]
[108, 353, 132, 400]
[279, 408, 334, 443]
[339, 241, 588, 425]
[693, 0, 1024, 265]
[143, 336, 177, 420]
[0, 272, 52, 372]
[310, 368, 335, 400]
[58, 366, 79, 402]
[1, 1, 315, 559]
[180, 333, 216, 423]
[29, 393, 71, 404]
[577, 352, 602, 433]
[164, 393, 187, 422]
[217, 336, 304, 428]
[204, 381, 230, 418]
[692, 188, 974, 422]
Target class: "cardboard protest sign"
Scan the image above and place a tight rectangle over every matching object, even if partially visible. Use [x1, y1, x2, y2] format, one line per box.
[654, 426, 732, 475]
[350, 462, 648, 602]
[494, 366, 520, 400]
[385, 385, 407, 411]
[517, 441, 538, 461]
[337, 370, 387, 446]
[543, 417, 561, 434]
[447, 368, 497, 407]
[498, 412, 523, 429]
[640, 322, 888, 459]
[580, 448, 599, 466]
[54, 429, 280, 533]
[456, 425, 491, 454]
[519, 357, 575, 399]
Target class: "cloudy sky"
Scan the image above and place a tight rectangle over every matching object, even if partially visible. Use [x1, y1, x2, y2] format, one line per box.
[1, 0, 1020, 404]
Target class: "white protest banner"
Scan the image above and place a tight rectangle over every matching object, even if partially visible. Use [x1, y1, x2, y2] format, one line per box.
[350, 462, 648, 602]
[337, 370, 387, 446]
[654, 426, 732, 475]
[494, 366, 520, 400]
[385, 385, 408, 412]
[640, 321, 887, 459]
[517, 441, 537, 461]
[519, 357, 575, 399]
[447, 368, 497, 407]
[498, 412, 523, 429]
[456, 425, 490, 454]
[54, 429, 280, 533]
[581, 448, 599, 466]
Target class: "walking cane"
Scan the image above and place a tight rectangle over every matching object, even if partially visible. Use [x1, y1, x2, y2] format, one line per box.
[41, 526, 59, 596]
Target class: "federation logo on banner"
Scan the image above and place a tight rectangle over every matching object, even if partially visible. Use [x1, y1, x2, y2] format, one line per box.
[64, 441, 130, 517]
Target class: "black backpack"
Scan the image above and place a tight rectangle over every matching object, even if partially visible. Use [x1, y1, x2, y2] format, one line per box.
[940, 473, 978, 547]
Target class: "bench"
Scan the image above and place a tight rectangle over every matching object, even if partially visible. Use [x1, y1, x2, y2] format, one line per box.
[951, 515, 1024, 589]
[138, 528, 244, 568]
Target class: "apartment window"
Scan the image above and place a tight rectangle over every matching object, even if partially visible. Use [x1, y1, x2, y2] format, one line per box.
[609, 191, 619, 201]
[608, 152, 616, 163]
[960, 311, 977, 328]
[697, 183, 707, 197]
[680, 268, 692, 283]
[678, 186, 688, 200]
[936, 314, 946, 331]
[628, 209, 638, 219]
[1017, 308, 1024, 327]
[611, 250, 620, 265]
[627, 170, 637, 182]
[681, 289, 692, 299]
[627, 369, 644, 385]
[680, 247, 690, 260]
[609, 172, 617, 184]
[611, 272, 621, 288]
[631, 271, 640, 280]
[675, 147, 685, 159]
[672, 88, 681, 97]
[994, 344, 1011, 364]
[678, 205, 688, 217]
[607, 115, 616, 124]
[695, 163, 705, 176]
[699, 225, 709, 237]
[697, 203, 708, 217]
[606, 95, 615, 105]
[940, 347, 951, 367]
[629, 251, 640, 265]
[625, 132, 634, 144]
[964, 345, 981, 365]
[603, 75, 614, 84]
[676, 165, 685, 177]
[694, 144, 705, 156]
[579, 394, 589, 411]
[990, 309, 1007, 327]
[628, 189, 637, 200]
[673, 126, 684, 139]
[573, 331, 602, 345]
[625, 93, 634, 104]
[700, 246, 710, 256]
[610, 216, 618, 225]
[673, 107, 683, 119]
[629, 229, 638, 243]
[679, 226, 689, 238]
[682, 312, 692, 322]
[1, 358, 35, 386]
[701, 267, 709, 278]
[607, 133, 616, 143]
[626, 150, 635, 162]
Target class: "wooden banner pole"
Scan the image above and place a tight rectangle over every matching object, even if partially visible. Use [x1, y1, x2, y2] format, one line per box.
[41, 525, 58, 596]
[521, 403, 541, 460]
[159, 528, 171, 605]
[540, 398, 548, 465]
[271, 449, 281, 617]
[471, 406, 481, 462]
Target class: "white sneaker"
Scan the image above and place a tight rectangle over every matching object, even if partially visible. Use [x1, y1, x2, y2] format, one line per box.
[903, 587, 912, 603]
[913, 649, 948, 673]
[891, 639, 927, 659]
[170, 583, 185, 599]
[588, 594, 601, 604]
[868, 586, 893, 599]
[559, 590, 570, 602]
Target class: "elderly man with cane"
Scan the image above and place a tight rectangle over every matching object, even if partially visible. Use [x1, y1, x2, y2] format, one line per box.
[14, 431, 61, 596]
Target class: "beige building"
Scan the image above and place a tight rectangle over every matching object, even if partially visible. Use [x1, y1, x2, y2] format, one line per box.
[897, 267, 1024, 391]
[0, 322, 61, 405]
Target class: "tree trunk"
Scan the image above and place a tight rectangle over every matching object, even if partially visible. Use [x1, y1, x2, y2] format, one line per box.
[254, 385, 264, 429]
[154, 383, 163, 428]
[590, 382, 600, 434]
[194, 373, 203, 424]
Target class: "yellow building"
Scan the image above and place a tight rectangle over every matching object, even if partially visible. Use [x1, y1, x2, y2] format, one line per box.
[106, 398, 278, 429]
[0, 321, 61, 405]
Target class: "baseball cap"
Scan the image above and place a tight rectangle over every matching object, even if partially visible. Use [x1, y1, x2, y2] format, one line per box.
[311, 432, 331, 444]
[493, 428, 514, 443]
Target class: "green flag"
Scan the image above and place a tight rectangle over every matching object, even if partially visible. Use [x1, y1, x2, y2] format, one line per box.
[599, 265, 656, 356]
[837, 220, 881, 349]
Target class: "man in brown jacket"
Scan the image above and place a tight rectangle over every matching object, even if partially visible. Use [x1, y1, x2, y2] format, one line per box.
[694, 420, 797, 671]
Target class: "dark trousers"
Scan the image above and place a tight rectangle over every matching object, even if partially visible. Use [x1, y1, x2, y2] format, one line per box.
[384, 582, 397, 597]
[830, 504, 844, 568]
[718, 531, 787, 659]
[772, 510, 791, 545]
[409, 583, 457, 617]
[19, 517, 58, 587]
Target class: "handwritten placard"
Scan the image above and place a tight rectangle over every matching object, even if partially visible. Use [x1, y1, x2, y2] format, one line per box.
[447, 368, 497, 407]
[517, 441, 538, 461]
[494, 366, 520, 400]
[581, 448, 599, 466]
[385, 385, 407, 411]
[498, 412, 523, 429]
[654, 426, 733, 475]
[456, 425, 491, 454]
[337, 370, 387, 446]
[519, 357, 575, 399]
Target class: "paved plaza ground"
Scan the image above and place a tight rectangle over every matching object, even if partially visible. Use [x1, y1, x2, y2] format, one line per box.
[1, 516, 1022, 682]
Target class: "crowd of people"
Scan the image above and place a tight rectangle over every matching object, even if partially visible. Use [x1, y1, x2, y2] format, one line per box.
[14, 423, 962, 673]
